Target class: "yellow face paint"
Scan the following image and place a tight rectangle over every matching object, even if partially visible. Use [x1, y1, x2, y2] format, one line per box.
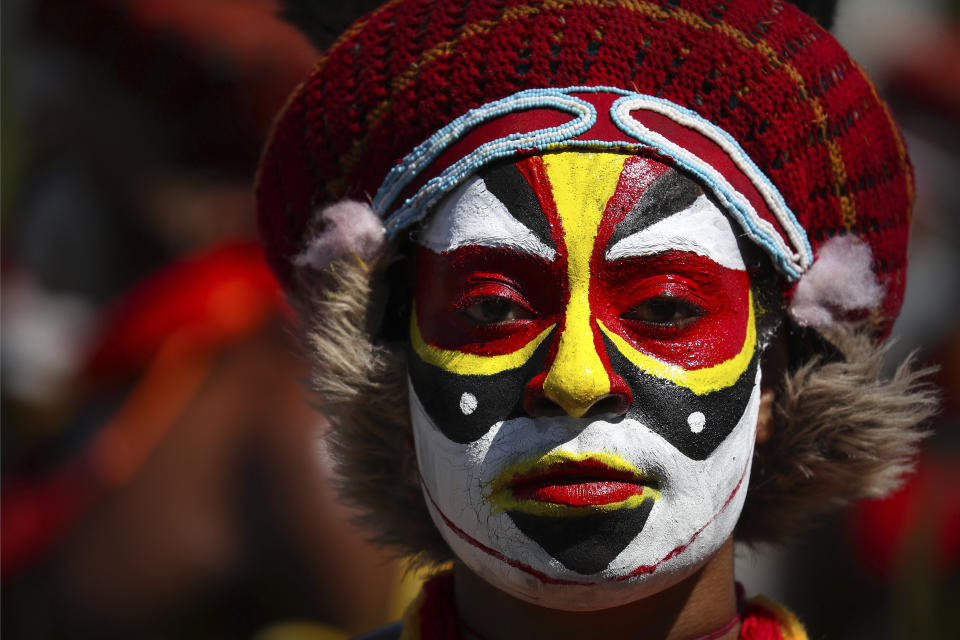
[407, 149, 763, 599]
[541, 152, 628, 417]
[599, 291, 757, 396]
[410, 307, 555, 376]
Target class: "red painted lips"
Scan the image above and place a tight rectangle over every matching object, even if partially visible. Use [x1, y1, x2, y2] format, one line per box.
[508, 459, 652, 507]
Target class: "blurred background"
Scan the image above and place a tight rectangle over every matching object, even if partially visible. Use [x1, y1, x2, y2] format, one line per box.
[1, 1, 957, 638]
[1, 2, 410, 639]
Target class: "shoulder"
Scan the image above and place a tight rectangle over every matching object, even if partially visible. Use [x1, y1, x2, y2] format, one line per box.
[350, 621, 402, 640]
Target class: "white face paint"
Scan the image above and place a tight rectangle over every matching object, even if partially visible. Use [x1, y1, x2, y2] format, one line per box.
[408, 153, 760, 611]
[605, 194, 746, 270]
[410, 379, 759, 610]
[420, 175, 556, 260]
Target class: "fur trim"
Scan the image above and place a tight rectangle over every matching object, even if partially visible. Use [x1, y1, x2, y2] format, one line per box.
[297, 252, 452, 565]
[294, 200, 385, 272]
[299, 257, 936, 561]
[789, 235, 884, 330]
[736, 327, 938, 543]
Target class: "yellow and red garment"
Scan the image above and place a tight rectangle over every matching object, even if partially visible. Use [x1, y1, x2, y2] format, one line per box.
[395, 572, 807, 640]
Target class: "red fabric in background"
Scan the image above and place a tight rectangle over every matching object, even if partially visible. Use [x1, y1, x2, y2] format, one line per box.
[848, 457, 960, 580]
[1, 242, 290, 579]
[85, 242, 287, 383]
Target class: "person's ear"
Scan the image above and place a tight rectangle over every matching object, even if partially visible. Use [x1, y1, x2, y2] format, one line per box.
[757, 331, 787, 445]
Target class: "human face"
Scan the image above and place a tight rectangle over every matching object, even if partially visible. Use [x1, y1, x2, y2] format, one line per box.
[408, 152, 760, 611]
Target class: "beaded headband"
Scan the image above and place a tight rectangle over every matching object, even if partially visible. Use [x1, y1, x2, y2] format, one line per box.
[375, 86, 813, 280]
[257, 0, 914, 336]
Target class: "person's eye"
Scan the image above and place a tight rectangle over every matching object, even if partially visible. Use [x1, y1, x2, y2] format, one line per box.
[461, 296, 534, 326]
[622, 296, 703, 329]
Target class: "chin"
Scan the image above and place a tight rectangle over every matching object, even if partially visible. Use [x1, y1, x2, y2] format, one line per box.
[411, 374, 760, 612]
[437, 515, 721, 612]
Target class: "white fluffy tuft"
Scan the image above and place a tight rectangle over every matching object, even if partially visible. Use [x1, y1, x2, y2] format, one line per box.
[789, 235, 884, 329]
[293, 200, 385, 270]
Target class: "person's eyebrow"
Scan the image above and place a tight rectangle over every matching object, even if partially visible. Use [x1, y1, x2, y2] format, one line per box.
[418, 174, 556, 259]
[607, 169, 702, 248]
[605, 195, 746, 271]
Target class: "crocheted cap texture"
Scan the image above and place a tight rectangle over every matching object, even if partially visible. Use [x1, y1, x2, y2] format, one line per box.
[257, 0, 913, 336]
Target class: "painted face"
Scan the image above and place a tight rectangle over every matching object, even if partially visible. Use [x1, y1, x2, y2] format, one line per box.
[408, 152, 760, 611]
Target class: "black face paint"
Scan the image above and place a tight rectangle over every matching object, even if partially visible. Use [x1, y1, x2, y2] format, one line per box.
[507, 498, 656, 575]
[479, 162, 554, 249]
[407, 335, 553, 444]
[410, 152, 759, 586]
[607, 169, 703, 248]
[604, 334, 760, 461]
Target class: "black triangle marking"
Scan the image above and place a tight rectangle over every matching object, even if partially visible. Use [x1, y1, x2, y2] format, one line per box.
[507, 499, 655, 575]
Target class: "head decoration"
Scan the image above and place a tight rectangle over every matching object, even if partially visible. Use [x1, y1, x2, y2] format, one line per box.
[259, 0, 914, 336]
[256, 0, 935, 602]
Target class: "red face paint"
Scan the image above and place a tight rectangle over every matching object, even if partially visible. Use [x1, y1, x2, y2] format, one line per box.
[409, 152, 762, 601]
[593, 251, 750, 370]
[584, 155, 750, 372]
[414, 245, 564, 356]
[414, 154, 750, 372]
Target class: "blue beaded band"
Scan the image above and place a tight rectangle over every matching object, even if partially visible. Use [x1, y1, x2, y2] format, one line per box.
[374, 89, 597, 233]
[375, 85, 812, 280]
[609, 94, 812, 279]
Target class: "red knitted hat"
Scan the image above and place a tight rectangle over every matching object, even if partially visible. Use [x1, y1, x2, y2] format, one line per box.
[257, 0, 913, 337]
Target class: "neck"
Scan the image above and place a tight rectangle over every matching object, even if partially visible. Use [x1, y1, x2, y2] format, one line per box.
[454, 538, 739, 640]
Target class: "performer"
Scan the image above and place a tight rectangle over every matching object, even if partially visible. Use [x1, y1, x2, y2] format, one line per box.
[256, 1, 937, 638]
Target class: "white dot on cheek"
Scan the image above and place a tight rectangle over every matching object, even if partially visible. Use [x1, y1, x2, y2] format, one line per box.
[460, 392, 478, 416]
[688, 411, 706, 433]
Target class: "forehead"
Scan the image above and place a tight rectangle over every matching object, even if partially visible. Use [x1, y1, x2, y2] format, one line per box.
[419, 152, 744, 269]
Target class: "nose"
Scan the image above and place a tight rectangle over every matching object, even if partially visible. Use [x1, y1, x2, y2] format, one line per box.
[524, 380, 632, 418]
[522, 323, 633, 418]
